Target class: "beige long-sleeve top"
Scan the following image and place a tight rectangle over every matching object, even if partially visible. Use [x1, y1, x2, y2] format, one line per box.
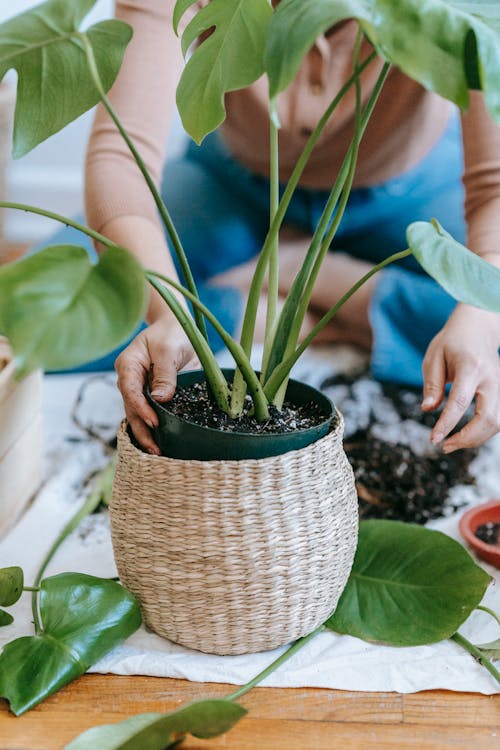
[85, 0, 500, 256]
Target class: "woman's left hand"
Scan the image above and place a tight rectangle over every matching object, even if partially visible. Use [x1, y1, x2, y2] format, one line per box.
[421, 303, 500, 452]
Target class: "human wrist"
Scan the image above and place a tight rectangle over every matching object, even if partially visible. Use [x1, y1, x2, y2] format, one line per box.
[452, 302, 500, 346]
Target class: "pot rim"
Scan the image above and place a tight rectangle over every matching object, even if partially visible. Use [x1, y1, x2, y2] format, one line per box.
[147, 368, 335, 439]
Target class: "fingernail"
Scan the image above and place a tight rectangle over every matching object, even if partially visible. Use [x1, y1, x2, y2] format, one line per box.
[442, 444, 454, 454]
[150, 390, 167, 400]
[145, 418, 155, 429]
[147, 446, 160, 456]
[431, 431, 444, 444]
[421, 397, 435, 409]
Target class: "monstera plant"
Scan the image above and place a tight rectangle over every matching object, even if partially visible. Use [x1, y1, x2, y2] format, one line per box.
[0, 0, 500, 747]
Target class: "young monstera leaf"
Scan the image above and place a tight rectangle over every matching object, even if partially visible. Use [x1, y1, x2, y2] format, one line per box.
[64, 700, 247, 750]
[0, 573, 141, 716]
[174, 0, 272, 143]
[266, 0, 500, 123]
[0, 245, 147, 378]
[407, 219, 500, 313]
[0, 566, 23, 607]
[326, 520, 491, 646]
[0, 0, 132, 157]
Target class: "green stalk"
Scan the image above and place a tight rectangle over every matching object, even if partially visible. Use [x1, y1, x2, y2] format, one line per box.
[225, 625, 325, 702]
[268, 62, 391, 407]
[147, 271, 269, 420]
[451, 632, 500, 686]
[477, 605, 500, 629]
[80, 35, 208, 342]
[262, 57, 390, 393]
[230, 50, 377, 411]
[31, 460, 115, 635]
[260, 98, 281, 380]
[264, 249, 412, 401]
[147, 276, 231, 414]
[0, 202, 122, 250]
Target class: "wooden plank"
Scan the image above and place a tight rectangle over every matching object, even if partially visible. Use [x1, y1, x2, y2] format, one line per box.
[0, 675, 498, 750]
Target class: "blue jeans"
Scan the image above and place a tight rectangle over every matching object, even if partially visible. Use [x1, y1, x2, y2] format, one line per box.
[39, 115, 464, 385]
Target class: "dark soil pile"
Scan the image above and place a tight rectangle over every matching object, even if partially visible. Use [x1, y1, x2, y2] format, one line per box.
[321, 372, 478, 525]
[161, 380, 329, 434]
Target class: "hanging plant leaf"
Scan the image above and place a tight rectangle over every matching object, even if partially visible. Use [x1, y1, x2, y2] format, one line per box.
[0, 573, 141, 715]
[0, 566, 23, 606]
[0, 0, 132, 157]
[476, 639, 500, 660]
[407, 219, 500, 313]
[0, 610, 14, 627]
[174, 0, 273, 143]
[266, 0, 500, 123]
[0, 245, 147, 379]
[325, 520, 491, 646]
[64, 699, 247, 749]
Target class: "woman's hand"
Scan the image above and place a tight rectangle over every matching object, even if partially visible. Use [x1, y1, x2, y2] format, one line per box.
[115, 315, 199, 455]
[422, 304, 500, 452]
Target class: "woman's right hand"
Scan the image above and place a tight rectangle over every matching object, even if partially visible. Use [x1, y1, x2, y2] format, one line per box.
[115, 315, 199, 455]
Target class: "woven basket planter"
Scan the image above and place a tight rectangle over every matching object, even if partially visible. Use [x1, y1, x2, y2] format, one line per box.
[110, 411, 358, 655]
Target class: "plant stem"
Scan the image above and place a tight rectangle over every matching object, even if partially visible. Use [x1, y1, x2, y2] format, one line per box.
[232, 50, 377, 410]
[80, 35, 208, 342]
[451, 632, 500, 686]
[264, 248, 412, 400]
[147, 276, 232, 414]
[31, 461, 114, 635]
[262, 57, 390, 395]
[224, 625, 325, 702]
[477, 605, 500, 629]
[261, 98, 281, 380]
[23, 587, 40, 593]
[0, 202, 121, 250]
[147, 271, 269, 419]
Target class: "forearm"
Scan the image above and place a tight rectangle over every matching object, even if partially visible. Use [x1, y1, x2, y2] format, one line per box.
[100, 214, 187, 324]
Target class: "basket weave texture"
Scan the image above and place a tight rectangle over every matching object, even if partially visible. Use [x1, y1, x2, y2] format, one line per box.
[110, 413, 358, 655]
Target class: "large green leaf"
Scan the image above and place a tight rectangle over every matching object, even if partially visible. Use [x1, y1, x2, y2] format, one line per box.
[326, 520, 491, 646]
[407, 219, 500, 313]
[0, 0, 132, 157]
[0, 573, 141, 716]
[266, 0, 500, 122]
[64, 700, 247, 750]
[0, 245, 147, 378]
[0, 566, 23, 607]
[174, 0, 273, 143]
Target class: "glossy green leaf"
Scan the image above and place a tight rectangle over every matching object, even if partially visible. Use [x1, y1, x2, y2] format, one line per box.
[326, 520, 491, 646]
[0, 0, 132, 157]
[0, 610, 14, 627]
[266, 0, 500, 122]
[407, 219, 500, 313]
[476, 639, 500, 660]
[64, 700, 247, 750]
[0, 245, 147, 378]
[0, 566, 23, 606]
[175, 0, 273, 143]
[0, 573, 141, 715]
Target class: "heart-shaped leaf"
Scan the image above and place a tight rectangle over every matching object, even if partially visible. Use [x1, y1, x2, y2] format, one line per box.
[174, 0, 273, 143]
[407, 219, 500, 313]
[64, 700, 247, 750]
[0, 610, 14, 627]
[266, 0, 500, 123]
[0, 566, 23, 606]
[0, 245, 147, 378]
[326, 520, 491, 646]
[0, 573, 141, 715]
[0, 0, 132, 156]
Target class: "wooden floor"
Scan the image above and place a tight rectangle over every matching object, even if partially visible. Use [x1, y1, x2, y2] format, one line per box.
[0, 674, 499, 750]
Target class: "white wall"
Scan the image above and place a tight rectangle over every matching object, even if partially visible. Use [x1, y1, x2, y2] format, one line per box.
[1, 0, 115, 241]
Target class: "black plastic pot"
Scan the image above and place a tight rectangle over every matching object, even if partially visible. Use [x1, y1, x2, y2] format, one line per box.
[147, 369, 335, 461]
